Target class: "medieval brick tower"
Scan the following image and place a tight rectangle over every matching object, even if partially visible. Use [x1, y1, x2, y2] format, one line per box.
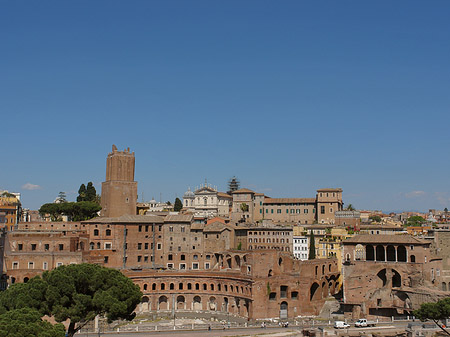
[101, 145, 137, 217]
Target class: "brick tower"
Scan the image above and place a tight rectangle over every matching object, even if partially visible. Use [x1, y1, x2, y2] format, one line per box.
[101, 145, 137, 217]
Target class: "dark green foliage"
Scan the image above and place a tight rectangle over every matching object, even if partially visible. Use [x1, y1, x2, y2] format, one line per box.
[0, 308, 65, 337]
[39, 202, 101, 221]
[405, 215, 427, 227]
[57, 192, 67, 203]
[174, 197, 183, 212]
[77, 184, 86, 202]
[86, 182, 97, 202]
[308, 230, 316, 260]
[0, 264, 142, 337]
[414, 297, 450, 335]
[369, 215, 382, 223]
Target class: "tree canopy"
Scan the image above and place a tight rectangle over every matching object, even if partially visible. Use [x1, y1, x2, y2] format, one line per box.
[369, 215, 382, 223]
[405, 215, 427, 227]
[77, 182, 97, 203]
[0, 264, 142, 337]
[0, 308, 65, 337]
[174, 197, 183, 212]
[414, 297, 450, 336]
[39, 202, 101, 221]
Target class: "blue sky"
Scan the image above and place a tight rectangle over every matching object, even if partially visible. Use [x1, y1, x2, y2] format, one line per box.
[1, 1, 450, 212]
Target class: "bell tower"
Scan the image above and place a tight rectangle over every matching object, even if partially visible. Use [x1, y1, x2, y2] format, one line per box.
[101, 145, 137, 217]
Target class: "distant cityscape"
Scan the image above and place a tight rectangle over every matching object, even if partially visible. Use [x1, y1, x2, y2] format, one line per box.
[1, 145, 449, 332]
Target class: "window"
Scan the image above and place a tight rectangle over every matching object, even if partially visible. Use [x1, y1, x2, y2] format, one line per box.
[181, 226, 185, 233]
[321, 206, 325, 214]
[28, 262, 34, 269]
[94, 229, 99, 236]
[280, 286, 288, 298]
[139, 225, 142, 232]
[179, 263, 186, 270]
[44, 244, 49, 251]
[43, 262, 48, 270]
[12, 262, 18, 269]
[169, 226, 173, 232]
[168, 254, 173, 261]
[104, 243, 112, 249]
[106, 229, 111, 236]
[157, 243, 162, 250]
[59, 244, 64, 251]
[104, 256, 109, 263]
[193, 254, 198, 260]
[205, 262, 210, 269]
[277, 209, 281, 214]
[18, 244, 23, 251]
[167, 263, 174, 269]
[145, 243, 149, 249]
[291, 291, 298, 299]
[138, 243, 142, 250]
[271, 209, 274, 214]
[137, 256, 142, 262]
[31, 244, 36, 251]
[192, 263, 199, 269]
[57, 262, 63, 267]
[181, 254, 185, 260]
[144, 256, 148, 262]
[304, 209, 308, 214]
[206, 254, 211, 260]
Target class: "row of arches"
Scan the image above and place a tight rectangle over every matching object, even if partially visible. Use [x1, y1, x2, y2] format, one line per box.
[310, 277, 339, 301]
[139, 294, 251, 317]
[140, 281, 252, 297]
[349, 244, 415, 263]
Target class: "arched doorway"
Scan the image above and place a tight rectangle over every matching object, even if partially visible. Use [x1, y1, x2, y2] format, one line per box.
[177, 295, 185, 310]
[193, 296, 202, 311]
[159, 296, 168, 310]
[366, 245, 375, 261]
[397, 245, 407, 262]
[141, 296, 150, 312]
[376, 245, 385, 261]
[387, 245, 396, 261]
[209, 296, 217, 311]
[280, 301, 288, 319]
[310, 282, 320, 301]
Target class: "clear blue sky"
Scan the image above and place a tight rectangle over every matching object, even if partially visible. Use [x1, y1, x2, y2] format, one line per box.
[1, 1, 450, 212]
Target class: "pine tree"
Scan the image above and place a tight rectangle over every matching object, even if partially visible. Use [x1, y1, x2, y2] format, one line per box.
[308, 230, 316, 260]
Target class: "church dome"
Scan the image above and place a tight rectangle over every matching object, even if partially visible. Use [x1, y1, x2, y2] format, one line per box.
[183, 187, 195, 198]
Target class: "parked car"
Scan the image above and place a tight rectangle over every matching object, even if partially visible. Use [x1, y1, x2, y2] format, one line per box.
[355, 318, 376, 327]
[334, 321, 350, 329]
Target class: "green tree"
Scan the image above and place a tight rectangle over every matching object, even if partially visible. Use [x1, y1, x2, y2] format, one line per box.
[86, 182, 97, 203]
[0, 264, 143, 337]
[308, 230, 316, 260]
[405, 215, 427, 227]
[369, 215, 382, 223]
[240, 203, 249, 212]
[0, 308, 65, 337]
[77, 184, 86, 202]
[414, 297, 450, 336]
[345, 204, 355, 211]
[39, 203, 62, 222]
[174, 197, 183, 212]
[57, 192, 67, 203]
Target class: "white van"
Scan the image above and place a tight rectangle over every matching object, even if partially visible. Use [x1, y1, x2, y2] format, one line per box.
[334, 321, 350, 329]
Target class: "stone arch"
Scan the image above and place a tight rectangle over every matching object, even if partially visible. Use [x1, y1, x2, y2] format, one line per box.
[152, 283, 156, 291]
[387, 245, 396, 261]
[159, 296, 168, 310]
[143, 284, 148, 291]
[223, 297, 229, 312]
[392, 269, 401, 287]
[397, 245, 407, 262]
[377, 269, 387, 287]
[177, 295, 185, 310]
[310, 282, 320, 301]
[226, 255, 232, 268]
[141, 296, 150, 312]
[321, 281, 328, 298]
[366, 245, 375, 261]
[355, 244, 364, 260]
[376, 245, 385, 261]
[209, 296, 217, 311]
[193, 296, 202, 311]
[234, 255, 241, 268]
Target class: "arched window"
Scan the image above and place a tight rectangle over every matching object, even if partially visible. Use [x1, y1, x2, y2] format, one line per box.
[106, 229, 111, 236]
[90, 242, 94, 250]
[94, 229, 99, 236]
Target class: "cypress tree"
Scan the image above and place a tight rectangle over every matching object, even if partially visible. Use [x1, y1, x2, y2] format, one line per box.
[308, 230, 316, 260]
